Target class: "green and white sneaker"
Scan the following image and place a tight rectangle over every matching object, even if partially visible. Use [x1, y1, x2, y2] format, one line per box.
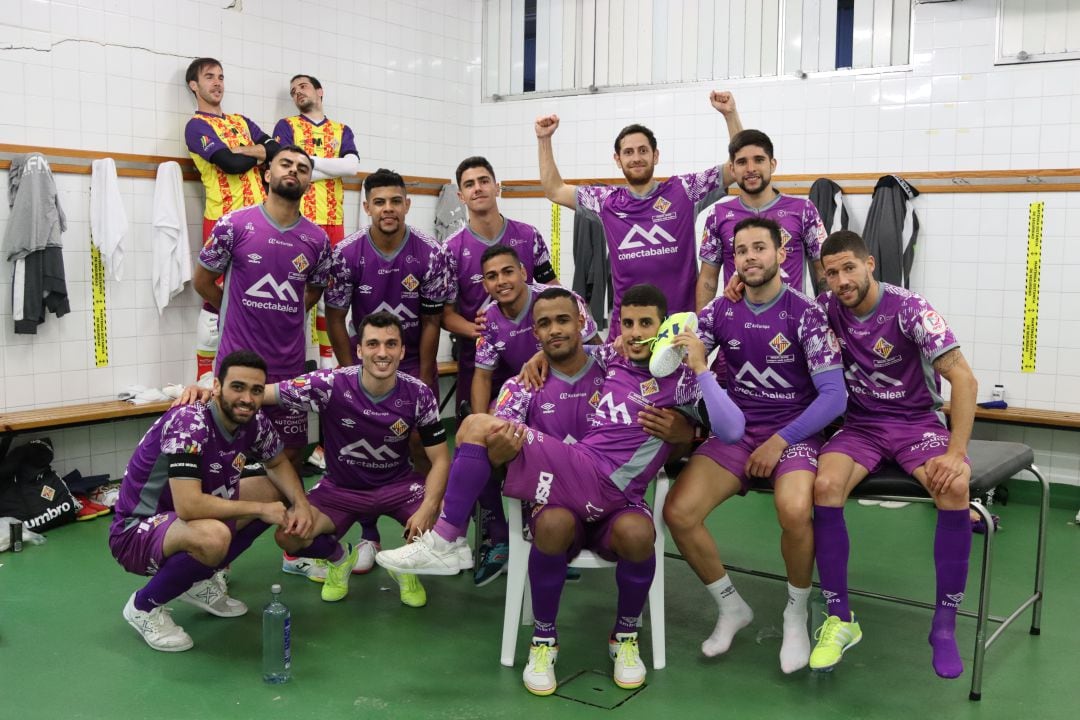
[609, 632, 646, 689]
[523, 637, 559, 696]
[809, 613, 862, 672]
[387, 569, 427, 608]
[321, 543, 359, 602]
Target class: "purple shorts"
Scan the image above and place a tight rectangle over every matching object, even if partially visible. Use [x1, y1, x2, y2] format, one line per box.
[307, 475, 426, 537]
[821, 419, 966, 475]
[506, 430, 652, 561]
[109, 512, 179, 576]
[694, 428, 822, 495]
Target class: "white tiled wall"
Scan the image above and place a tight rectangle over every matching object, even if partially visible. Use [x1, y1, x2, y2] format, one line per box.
[0, 0, 476, 478]
[2, 0, 1078, 487]
[471, 0, 1080, 486]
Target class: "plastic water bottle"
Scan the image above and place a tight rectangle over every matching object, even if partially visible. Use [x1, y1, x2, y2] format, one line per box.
[262, 583, 291, 684]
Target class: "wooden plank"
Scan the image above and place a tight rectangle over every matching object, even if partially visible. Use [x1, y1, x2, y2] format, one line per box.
[941, 403, 1080, 430]
[0, 400, 173, 434]
[438, 360, 459, 376]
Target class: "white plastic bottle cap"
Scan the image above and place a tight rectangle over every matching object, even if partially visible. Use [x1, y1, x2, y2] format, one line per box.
[271, 584, 282, 594]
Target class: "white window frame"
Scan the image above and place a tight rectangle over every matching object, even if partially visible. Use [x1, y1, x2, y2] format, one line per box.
[995, 0, 1080, 65]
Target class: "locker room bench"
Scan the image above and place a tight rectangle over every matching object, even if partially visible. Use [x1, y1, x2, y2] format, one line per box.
[941, 402, 1080, 431]
[664, 439, 1047, 701]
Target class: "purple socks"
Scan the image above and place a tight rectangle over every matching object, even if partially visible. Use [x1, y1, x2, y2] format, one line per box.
[304, 533, 345, 563]
[434, 442, 492, 541]
[613, 554, 656, 637]
[813, 505, 851, 620]
[930, 508, 972, 679]
[529, 546, 568, 642]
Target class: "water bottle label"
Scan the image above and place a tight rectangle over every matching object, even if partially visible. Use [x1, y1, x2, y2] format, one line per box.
[283, 617, 291, 670]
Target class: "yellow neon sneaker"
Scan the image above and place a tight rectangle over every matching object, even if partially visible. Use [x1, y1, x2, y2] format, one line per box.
[321, 543, 359, 603]
[809, 613, 862, 672]
[387, 569, 427, 608]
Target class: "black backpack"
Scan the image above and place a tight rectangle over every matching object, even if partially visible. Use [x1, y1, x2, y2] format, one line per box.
[0, 437, 78, 532]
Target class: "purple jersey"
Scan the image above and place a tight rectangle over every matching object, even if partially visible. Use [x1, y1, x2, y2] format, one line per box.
[115, 402, 283, 523]
[698, 285, 841, 429]
[475, 283, 598, 374]
[576, 344, 703, 504]
[493, 356, 606, 444]
[324, 227, 447, 371]
[200, 205, 331, 378]
[576, 169, 724, 324]
[700, 193, 827, 294]
[820, 283, 959, 423]
[441, 219, 555, 323]
[275, 367, 445, 489]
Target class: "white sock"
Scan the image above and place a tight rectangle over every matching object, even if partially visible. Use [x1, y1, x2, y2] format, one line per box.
[780, 583, 811, 674]
[702, 575, 754, 657]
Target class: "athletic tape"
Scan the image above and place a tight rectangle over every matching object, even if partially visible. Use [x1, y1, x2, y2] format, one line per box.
[550, 202, 561, 276]
[1021, 201, 1043, 373]
[90, 243, 109, 367]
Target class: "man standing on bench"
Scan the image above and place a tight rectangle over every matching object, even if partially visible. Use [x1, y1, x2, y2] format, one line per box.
[809, 230, 978, 679]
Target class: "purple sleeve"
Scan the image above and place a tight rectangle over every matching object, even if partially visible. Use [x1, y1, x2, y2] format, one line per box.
[420, 242, 448, 311]
[272, 119, 294, 146]
[803, 200, 827, 261]
[308, 231, 333, 287]
[697, 370, 745, 443]
[475, 320, 500, 370]
[696, 299, 721, 355]
[898, 294, 960, 362]
[251, 412, 285, 462]
[493, 378, 531, 424]
[576, 185, 615, 215]
[699, 209, 722, 266]
[340, 125, 359, 157]
[798, 304, 843, 374]
[242, 116, 269, 143]
[677, 167, 724, 203]
[777, 368, 846, 446]
[160, 406, 210, 456]
[323, 238, 356, 309]
[185, 117, 223, 161]
[439, 243, 460, 305]
[275, 370, 337, 413]
[198, 214, 236, 272]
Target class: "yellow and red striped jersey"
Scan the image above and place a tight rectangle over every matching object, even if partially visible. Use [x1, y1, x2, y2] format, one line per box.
[185, 112, 269, 221]
[273, 115, 358, 226]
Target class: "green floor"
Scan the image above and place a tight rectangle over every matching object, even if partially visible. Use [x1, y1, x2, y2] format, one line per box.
[2, 489, 1076, 720]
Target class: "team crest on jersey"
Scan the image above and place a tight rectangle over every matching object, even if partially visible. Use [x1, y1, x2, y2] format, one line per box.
[769, 333, 791, 355]
[390, 418, 410, 436]
[872, 337, 894, 360]
[652, 196, 672, 214]
[232, 453, 247, 472]
[402, 274, 420, 292]
[639, 378, 659, 396]
[921, 310, 947, 335]
[588, 390, 601, 408]
[292, 254, 310, 273]
[40, 485, 55, 501]
[780, 227, 792, 248]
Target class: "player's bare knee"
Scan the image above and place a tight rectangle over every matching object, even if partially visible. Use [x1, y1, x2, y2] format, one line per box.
[192, 521, 232, 564]
[663, 493, 704, 534]
[776, 499, 812, 533]
[939, 475, 970, 508]
[611, 514, 655, 561]
[458, 413, 499, 444]
[813, 472, 847, 506]
[273, 527, 305, 555]
[533, 507, 576, 553]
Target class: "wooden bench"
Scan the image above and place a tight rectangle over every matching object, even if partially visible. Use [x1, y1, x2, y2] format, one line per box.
[942, 403, 1080, 430]
[0, 399, 175, 460]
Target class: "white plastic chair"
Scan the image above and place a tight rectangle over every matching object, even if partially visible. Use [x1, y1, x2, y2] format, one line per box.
[499, 470, 670, 670]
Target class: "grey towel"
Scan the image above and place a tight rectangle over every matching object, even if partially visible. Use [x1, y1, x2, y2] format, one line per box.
[864, 175, 919, 288]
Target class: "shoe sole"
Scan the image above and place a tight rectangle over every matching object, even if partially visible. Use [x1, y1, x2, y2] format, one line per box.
[613, 677, 645, 690]
[178, 595, 248, 618]
[124, 617, 194, 652]
[351, 565, 375, 576]
[809, 633, 862, 672]
[282, 566, 326, 583]
[375, 556, 462, 576]
[321, 593, 348, 602]
[525, 683, 557, 696]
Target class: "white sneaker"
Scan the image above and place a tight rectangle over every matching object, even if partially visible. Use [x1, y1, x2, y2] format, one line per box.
[282, 554, 328, 583]
[523, 637, 559, 696]
[180, 571, 248, 617]
[123, 592, 194, 652]
[457, 542, 475, 571]
[352, 539, 380, 575]
[374, 530, 470, 575]
[609, 632, 646, 689]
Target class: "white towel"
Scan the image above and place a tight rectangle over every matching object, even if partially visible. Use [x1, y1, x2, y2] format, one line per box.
[151, 161, 193, 314]
[89, 158, 127, 280]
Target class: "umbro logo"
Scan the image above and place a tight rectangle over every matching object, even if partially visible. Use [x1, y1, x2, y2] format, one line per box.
[358, 284, 373, 294]
[727, 339, 740, 348]
[541, 402, 556, 414]
[247, 253, 262, 263]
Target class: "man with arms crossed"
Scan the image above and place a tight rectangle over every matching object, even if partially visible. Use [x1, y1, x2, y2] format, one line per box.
[535, 93, 741, 329]
[110, 351, 340, 652]
[184, 58, 280, 380]
[274, 74, 361, 367]
[266, 312, 452, 608]
[378, 284, 745, 692]
[193, 146, 332, 466]
[664, 217, 846, 673]
[808, 230, 977, 679]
